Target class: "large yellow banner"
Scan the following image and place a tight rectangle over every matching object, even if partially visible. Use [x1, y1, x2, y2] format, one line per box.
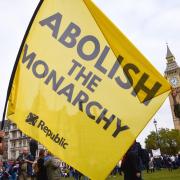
[7, 0, 171, 179]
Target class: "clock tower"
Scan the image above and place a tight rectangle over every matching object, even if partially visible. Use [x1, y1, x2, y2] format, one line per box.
[164, 45, 180, 130]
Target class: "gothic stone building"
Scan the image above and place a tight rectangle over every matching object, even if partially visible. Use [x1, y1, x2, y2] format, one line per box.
[164, 45, 180, 130]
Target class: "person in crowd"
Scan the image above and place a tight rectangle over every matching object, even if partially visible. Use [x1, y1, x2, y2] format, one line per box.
[163, 155, 169, 169]
[148, 157, 154, 173]
[0, 130, 5, 155]
[73, 169, 82, 180]
[170, 155, 176, 169]
[60, 162, 69, 177]
[154, 156, 162, 170]
[44, 152, 61, 180]
[29, 139, 38, 159]
[140, 148, 150, 173]
[110, 166, 118, 177]
[36, 149, 48, 180]
[0, 161, 11, 179]
[176, 153, 180, 167]
[175, 155, 179, 169]
[167, 156, 173, 171]
[68, 166, 74, 178]
[178, 153, 180, 167]
[121, 141, 143, 180]
[16, 147, 34, 180]
[9, 160, 18, 180]
[44, 151, 51, 161]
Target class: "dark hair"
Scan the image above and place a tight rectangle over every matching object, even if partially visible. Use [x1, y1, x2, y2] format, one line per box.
[39, 149, 45, 157]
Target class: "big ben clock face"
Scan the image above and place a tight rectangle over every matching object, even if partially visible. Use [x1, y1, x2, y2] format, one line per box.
[170, 77, 178, 87]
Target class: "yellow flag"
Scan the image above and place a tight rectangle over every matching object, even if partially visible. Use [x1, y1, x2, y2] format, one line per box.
[7, 0, 171, 179]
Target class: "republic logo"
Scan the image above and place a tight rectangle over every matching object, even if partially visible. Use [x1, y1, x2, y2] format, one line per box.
[25, 112, 68, 149]
[25, 112, 39, 126]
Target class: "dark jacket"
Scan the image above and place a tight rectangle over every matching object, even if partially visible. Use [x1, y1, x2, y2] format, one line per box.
[121, 142, 142, 180]
[29, 139, 38, 158]
[17, 153, 34, 176]
[37, 157, 48, 180]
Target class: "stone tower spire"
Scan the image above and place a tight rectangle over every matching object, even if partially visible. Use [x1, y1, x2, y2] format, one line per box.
[165, 45, 179, 73]
[166, 44, 174, 60]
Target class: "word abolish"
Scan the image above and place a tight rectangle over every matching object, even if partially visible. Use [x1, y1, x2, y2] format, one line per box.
[39, 12, 162, 105]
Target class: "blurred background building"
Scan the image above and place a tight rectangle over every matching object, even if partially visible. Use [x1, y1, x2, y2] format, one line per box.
[0, 120, 43, 160]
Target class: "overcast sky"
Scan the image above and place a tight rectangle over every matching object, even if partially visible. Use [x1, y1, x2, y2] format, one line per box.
[0, 0, 179, 147]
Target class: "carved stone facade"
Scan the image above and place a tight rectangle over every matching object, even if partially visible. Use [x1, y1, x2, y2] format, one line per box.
[164, 45, 180, 130]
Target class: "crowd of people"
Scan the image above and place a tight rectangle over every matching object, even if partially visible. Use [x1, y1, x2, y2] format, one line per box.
[109, 142, 180, 180]
[0, 130, 89, 180]
[0, 131, 180, 180]
[0, 142, 179, 180]
[0, 147, 89, 180]
[146, 154, 180, 172]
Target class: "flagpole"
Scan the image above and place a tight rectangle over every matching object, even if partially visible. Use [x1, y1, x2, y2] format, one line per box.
[1, 0, 44, 130]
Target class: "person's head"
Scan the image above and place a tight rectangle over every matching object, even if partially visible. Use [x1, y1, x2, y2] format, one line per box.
[46, 151, 52, 156]
[172, 89, 177, 97]
[128, 141, 142, 154]
[44, 150, 47, 156]
[39, 149, 45, 158]
[22, 147, 28, 155]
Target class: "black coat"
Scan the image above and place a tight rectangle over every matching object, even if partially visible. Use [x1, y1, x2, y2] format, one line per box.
[121, 143, 142, 180]
[29, 139, 38, 158]
[37, 158, 48, 180]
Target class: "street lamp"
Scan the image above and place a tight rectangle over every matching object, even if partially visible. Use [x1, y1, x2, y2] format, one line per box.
[153, 119, 160, 148]
[153, 119, 158, 134]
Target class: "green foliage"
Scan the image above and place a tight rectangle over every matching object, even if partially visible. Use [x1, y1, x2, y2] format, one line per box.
[145, 128, 180, 155]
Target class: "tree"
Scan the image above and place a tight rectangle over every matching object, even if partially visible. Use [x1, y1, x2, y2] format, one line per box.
[145, 128, 180, 155]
